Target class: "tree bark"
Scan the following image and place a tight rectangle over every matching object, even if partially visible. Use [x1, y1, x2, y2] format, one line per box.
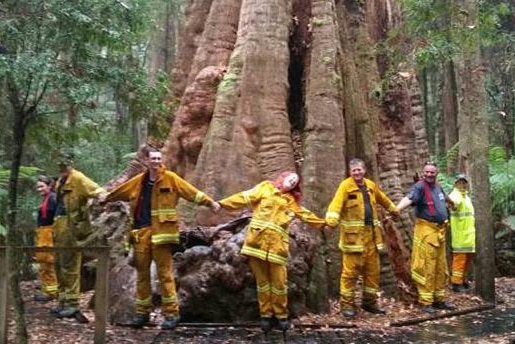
[143, 0, 432, 316]
[459, 0, 495, 302]
[5, 76, 29, 344]
[171, 0, 215, 100]
[442, 60, 459, 174]
[302, 0, 346, 310]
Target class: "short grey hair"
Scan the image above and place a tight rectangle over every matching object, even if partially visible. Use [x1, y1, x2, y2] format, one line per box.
[349, 158, 366, 169]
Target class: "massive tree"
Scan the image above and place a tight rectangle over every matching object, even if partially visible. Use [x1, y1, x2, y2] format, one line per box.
[158, 0, 428, 314]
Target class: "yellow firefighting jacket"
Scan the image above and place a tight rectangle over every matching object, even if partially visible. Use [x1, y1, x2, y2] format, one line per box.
[449, 188, 475, 253]
[105, 165, 214, 245]
[325, 177, 397, 253]
[219, 181, 325, 266]
[55, 168, 102, 239]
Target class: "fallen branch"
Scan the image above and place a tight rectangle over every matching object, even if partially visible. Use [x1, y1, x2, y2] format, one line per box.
[390, 303, 496, 327]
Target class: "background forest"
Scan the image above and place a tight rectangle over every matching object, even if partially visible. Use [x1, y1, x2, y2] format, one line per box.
[0, 0, 514, 342]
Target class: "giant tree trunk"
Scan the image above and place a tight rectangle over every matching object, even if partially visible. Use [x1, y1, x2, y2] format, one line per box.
[118, 0, 430, 318]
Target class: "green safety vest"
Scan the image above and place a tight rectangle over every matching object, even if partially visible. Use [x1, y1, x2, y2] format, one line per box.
[449, 188, 476, 253]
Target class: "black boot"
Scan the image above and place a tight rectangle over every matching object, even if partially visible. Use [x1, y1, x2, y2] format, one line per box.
[130, 314, 150, 328]
[260, 318, 272, 332]
[34, 293, 54, 303]
[161, 315, 180, 330]
[452, 284, 467, 293]
[420, 304, 436, 314]
[56, 306, 79, 318]
[433, 301, 456, 310]
[50, 302, 64, 316]
[277, 319, 290, 332]
[341, 308, 357, 317]
[362, 303, 386, 315]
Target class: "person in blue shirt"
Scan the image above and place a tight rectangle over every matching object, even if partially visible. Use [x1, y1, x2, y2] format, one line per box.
[396, 161, 456, 314]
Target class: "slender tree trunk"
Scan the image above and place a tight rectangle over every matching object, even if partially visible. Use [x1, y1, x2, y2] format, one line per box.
[459, 0, 494, 302]
[442, 60, 459, 174]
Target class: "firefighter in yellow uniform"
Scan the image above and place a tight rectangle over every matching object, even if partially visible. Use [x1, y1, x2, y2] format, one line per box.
[396, 161, 456, 314]
[34, 175, 58, 302]
[218, 171, 325, 332]
[448, 174, 475, 292]
[104, 149, 219, 330]
[52, 153, 104, 318]
[325, 159, 398, 317]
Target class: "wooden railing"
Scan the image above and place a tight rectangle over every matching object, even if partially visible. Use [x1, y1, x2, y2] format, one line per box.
[0, 246, 109, 344]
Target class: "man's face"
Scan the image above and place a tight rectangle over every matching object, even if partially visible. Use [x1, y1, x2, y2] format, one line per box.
[148, 151, 162, 170]
[423, 165, 438, 183]
[282, 173, 299, 192]
[350, 163, 366, 184]
[58, 164, 71, 178]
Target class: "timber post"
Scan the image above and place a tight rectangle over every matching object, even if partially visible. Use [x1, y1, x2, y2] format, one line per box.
[0, 246, 110, 344]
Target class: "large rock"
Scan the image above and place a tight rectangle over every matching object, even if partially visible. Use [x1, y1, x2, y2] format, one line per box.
[176, 216, 319, 321]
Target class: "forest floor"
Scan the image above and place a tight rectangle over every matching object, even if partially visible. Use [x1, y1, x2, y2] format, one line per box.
[6, 277, 515, 343]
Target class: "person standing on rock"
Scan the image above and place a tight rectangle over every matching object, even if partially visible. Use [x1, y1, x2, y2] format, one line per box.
[33, 175, 59, 302]
[217, 171, 325, 332]
[448, 174, 476, 293]
[396, 161, 456, 314]
[52, 151, 104, 319]
[325, 158, 399, 318]
[103, 148, 220, 330]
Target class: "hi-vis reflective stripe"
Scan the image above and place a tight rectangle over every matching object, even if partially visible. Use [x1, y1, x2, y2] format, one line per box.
[340, 287, 354, 297]
[250, 219, 288, 238]
[136, 297, 152, 306]
[194, 191, 205, 204]
[151, 208, 177, 217]
[435, 289, 445, 296]
[418, 291, 433, 302]
[267, 252, 288, 265]
[241, 246, 267, 260]
[412, 270, 426, 285]
[453, 247, 475, 252]
[241, 246, 288, 265]
[340, 219, 382, 227]
[340, 220, 364, 227]
[452, 271, 464, 277]
[339, 242, 364, 252]
[162, 295, 177, 304]
[44, 285, 58, 292]
[364, 287, 378, 294]
[257, 283, 271, 293]
[271, 286, 288, 296]
[326, 211, 340, 220]
[376, 243, 385, 251]
[450, 211, 474, 218]
[151, 233, 179, 244]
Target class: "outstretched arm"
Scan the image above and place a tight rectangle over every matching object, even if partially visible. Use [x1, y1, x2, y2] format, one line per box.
[218, 183, 263, 210]
[396, 197, 413, 213]
[291, 202, 325, 229]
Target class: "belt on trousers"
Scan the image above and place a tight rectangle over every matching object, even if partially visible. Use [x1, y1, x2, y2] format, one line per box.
[416, 218, 448, 229]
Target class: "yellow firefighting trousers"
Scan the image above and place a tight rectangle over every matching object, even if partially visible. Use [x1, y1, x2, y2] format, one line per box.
[35, 226, 58, 298]
[132, 227, 179, 317]
[340, 227, 380, 310]
[451, 252, 473, 285]
[411, 219, 448, 305]
[248, 256, 288, 319]
[53, 217, 81, 307]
